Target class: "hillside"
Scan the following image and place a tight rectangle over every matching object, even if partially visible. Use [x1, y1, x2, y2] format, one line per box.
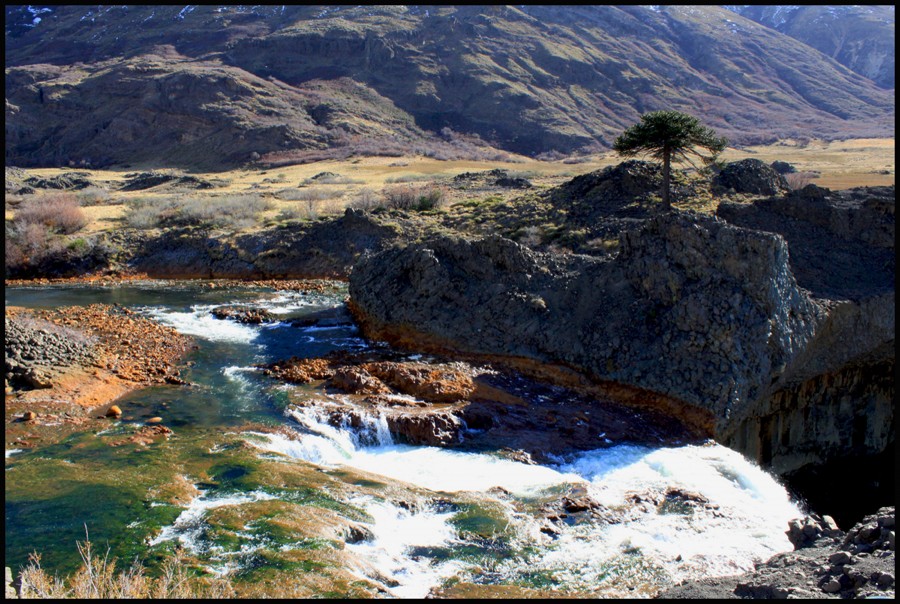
[5, 5, 894, 170]
[724, 5, 895, 89]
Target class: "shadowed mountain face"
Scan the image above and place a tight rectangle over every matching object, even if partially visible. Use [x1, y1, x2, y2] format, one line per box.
[5, 5, 894, 169]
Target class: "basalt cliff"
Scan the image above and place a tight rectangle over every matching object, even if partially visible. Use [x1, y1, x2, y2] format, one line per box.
[348, 187, 895, 526]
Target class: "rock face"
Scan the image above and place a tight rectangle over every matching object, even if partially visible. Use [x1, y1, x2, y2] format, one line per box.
[713, 158, 790, 196]
[350, 213, 828, 435]
[348, 208, 894, 515]
[659, 507, 896, 599]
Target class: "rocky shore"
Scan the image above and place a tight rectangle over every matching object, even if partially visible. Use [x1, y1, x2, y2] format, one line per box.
[259, 349, 700, 458]
[659, 507, 895, 599]
[5, 304, 192, 451]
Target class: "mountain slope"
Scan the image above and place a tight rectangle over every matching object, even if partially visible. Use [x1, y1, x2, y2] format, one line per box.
[5, 5, 894, 169]
[724, 5, 895, 89]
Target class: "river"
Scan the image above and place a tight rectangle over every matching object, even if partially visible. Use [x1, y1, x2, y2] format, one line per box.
[5, 281, 804, 598]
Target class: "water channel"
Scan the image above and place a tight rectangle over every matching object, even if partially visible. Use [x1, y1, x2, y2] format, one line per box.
[5, 281, 804, 597]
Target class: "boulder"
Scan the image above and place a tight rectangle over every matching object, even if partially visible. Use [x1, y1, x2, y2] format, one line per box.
[771, 160, 797, 174]
[714, 158, 790, 196]
[210, 305, 276, 324]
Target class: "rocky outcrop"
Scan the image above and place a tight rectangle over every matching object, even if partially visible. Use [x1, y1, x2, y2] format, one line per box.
[118, 171, 224, 192]
[263, 351, 698, 454]
[718, 187, 895, 299]
[452, 169, 533, 189]
[130, 208, 403, 279]
[713, 158, 790, 196]
[350, 213, 831, 435]
[659, 507, 895, 599]
[348, 208, 894, 517]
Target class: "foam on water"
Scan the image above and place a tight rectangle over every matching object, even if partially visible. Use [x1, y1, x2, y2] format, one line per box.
[5, 449, 23, 458]
[256, 291, 333, 314]
[150, 489, 276, 553]
[222, 365, 256, 390]
[519, 443, 804, 588]
[244, 406, 803, 594]
[345, 496, 464, 599]
[249, 407, 583, 495]
[143, 304, 259, 343]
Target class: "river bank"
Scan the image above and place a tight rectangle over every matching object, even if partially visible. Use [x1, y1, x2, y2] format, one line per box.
[5, 303, 192, 452]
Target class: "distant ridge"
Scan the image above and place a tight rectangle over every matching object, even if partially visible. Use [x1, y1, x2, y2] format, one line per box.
[5, 5, 894, 169]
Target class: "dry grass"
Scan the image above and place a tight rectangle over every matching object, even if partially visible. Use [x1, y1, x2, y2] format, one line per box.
[10, 137, 893, 235]
[17, 537, 235, 599]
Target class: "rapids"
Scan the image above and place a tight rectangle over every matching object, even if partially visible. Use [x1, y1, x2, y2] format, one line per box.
[4, 281, 804, 597]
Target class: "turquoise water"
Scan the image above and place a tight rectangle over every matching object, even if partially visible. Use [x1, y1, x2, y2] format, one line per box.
[5, 281, 362, 574]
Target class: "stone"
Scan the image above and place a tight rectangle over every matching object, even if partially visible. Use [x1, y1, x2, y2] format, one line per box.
[822, 515, 840, 532]
[345, 524, 374, 544]
[822, 579, 842, 593]
[145, 417, 163, 424]
[828, 551, 851, 566]
[106, 405, 123, 418]
[876, 572, 894, 588]
[713, 158, 790, 196]
[22, 411, 36, 421]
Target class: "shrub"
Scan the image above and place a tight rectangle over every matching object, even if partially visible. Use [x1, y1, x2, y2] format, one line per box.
[384, 174, 436, 184]
[124, 197, 179, 229]
[383, 184, 447, 211]
[179, 195, 273, 229]
[14, 193, 87, 234]
[276, 187, 343, 202]
[76, 187, 112, 206]
[17, 538, 235, 599]
[348, 188, 383, 212]
[784, 171, 818, 190]
[124, 195, 273, 230]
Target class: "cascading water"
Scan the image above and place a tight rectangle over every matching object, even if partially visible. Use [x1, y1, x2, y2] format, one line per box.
[244, 403, 802, 598]
[5, 281, 805, 598]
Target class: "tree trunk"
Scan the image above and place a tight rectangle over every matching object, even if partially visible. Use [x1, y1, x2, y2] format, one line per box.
[662, 148, 671, 211]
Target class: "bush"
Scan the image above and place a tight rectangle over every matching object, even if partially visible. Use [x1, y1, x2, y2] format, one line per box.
[382, 184, 447, 211]
[17, 538, 234, 599]
[275, 187, 344, 202]
[124, 195, 272, 230]
[348, 188, 383, 212]
[179, 195, 273, 229]
[76, 187, 112, 206]
[14, 193, 87, 235]
[124, 197, 180, 229]
[785, 171, 817, 190]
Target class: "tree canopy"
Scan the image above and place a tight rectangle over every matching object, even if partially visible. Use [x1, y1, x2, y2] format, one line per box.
[613, 110, 727, 210]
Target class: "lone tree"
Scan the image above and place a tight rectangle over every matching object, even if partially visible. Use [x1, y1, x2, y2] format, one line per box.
[613, 110, 727, 211]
